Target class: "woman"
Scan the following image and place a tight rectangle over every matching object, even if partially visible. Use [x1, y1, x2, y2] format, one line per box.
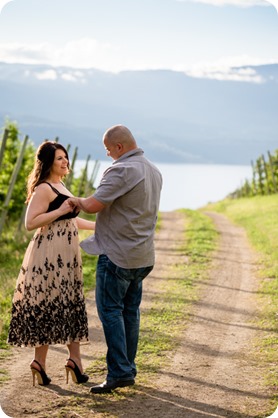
[8, 140, 95, 386]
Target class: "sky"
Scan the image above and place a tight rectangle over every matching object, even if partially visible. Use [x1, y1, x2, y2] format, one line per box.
[0, 0, 277, 82]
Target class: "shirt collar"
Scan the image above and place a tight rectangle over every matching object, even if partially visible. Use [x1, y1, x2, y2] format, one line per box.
[113, 148, 144, 164]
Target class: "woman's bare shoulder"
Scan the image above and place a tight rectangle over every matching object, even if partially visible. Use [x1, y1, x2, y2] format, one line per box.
[32, 182, 53, 198]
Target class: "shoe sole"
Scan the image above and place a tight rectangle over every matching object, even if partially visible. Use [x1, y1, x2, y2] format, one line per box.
[115, 380, 135, 388]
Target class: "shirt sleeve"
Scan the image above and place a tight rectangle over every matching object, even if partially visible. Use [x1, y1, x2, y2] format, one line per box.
[93, 164, 131, 205]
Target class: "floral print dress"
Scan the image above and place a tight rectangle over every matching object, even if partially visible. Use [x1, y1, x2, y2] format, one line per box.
[8, 183, 89, 347]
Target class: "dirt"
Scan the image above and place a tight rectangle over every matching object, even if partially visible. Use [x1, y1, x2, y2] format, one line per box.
[0, 211, 276, 418]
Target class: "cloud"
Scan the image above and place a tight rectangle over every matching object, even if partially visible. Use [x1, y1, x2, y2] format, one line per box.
[0, 38, 121, 72]
[34, 69, 58, 81]
[181, 55, 274, 83]
[176, 0, 269, 7]
[0, 39, 275, 84]
[23, 67, 88, 83]
[0, 0, 13, 15]
[61, 71, 86, 82]
[185, 66, 264, 83]
[0, 42, 51, 63]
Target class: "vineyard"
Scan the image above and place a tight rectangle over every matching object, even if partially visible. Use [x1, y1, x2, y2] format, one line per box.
[0, 121, 99, 237]
[231, 150, 278, 198]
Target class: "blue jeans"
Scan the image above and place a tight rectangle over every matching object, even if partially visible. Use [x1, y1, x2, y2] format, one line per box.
[95, 254, 153, 382]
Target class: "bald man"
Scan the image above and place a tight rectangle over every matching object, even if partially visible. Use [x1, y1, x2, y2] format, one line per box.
[69, 125, 162, 393]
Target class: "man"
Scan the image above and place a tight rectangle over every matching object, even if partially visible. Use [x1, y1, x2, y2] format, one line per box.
[69, 125, 162, 394]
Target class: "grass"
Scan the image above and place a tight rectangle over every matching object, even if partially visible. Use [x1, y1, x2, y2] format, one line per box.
[203, 194, 278, 411]
[136, 209, 218, 379]
[204, 195, 278, 281]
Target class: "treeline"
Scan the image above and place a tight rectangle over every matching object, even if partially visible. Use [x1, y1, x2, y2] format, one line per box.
[230, 149, 278, 198]
[0, 120, 99, 237]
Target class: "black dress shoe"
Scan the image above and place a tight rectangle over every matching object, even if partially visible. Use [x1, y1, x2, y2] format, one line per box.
[89, 378, 135, 394]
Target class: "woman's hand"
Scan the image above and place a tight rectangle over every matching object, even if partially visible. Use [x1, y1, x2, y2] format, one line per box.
[58, 198, 75, 216]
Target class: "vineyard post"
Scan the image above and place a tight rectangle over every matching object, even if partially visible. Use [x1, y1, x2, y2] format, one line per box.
[267, 150, 277, 193]
[250, 160, 257, 196]
[0, 128, 9, 171]
[65, 146, 78, 188]
[90, 159, 100, 186]
[256, 157, 265, 195]
[17, 204, 27, 234]
[78, 154, 90, 196]
[84, 159, 100, 195]
[261, 154, 270, 195]
[0, 135, 29, 236]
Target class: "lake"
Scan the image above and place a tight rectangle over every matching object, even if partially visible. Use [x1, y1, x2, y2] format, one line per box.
[75, 160, 252, 212]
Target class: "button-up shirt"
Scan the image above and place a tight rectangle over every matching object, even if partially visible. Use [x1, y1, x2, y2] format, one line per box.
[80, 148, 162, 268]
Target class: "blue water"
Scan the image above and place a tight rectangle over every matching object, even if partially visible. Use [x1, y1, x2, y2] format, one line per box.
[75, 160, 252, 212]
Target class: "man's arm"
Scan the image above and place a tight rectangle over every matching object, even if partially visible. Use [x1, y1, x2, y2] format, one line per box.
[69, 196, 105, 214]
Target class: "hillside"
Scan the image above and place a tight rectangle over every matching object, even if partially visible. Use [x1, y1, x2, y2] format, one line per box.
[0, 62, 277, 164]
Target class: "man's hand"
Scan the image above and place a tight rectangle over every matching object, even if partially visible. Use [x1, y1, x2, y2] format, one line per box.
[68, 197, 80, 209]
[68, 196, 105, 214]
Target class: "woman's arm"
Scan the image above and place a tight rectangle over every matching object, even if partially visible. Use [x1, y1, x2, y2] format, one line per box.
[25, 184, 74, 231]
[76, 217, 96, 230]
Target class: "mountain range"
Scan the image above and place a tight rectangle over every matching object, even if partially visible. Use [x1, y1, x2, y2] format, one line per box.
[0, 61, 277, 164]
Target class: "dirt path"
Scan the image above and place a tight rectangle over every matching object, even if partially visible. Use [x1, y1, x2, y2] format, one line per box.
[0, 211, 274, 418]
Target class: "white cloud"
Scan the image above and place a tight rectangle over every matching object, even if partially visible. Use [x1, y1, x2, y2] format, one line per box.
[176, 0, 269, 7]
[61, 71, 86, 83]
[180, 55, 276, 82]
[0, 42, 52, 63]
[24, 68, 88, 83]
[185, 66, 264, 83]
[34, 69, 57, 80]
[0, 39, 276, 83]
[0, 38, 121, 72]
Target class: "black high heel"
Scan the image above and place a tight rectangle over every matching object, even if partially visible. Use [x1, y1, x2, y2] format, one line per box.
[65, 358, 89, 384]
[30, 360, 51, 386]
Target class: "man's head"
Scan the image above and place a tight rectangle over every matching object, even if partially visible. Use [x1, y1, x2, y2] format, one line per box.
[103, 125, 137, 160]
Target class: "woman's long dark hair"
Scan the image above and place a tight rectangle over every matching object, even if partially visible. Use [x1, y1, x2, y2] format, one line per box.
[26, 141, 70, 203]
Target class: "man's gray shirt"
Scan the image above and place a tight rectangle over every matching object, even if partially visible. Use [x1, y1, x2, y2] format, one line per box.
[80, 148, 162, 269]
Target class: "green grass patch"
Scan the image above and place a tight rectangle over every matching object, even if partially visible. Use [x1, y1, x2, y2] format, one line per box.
[203, 194, 278, 411]
[134, 209, 218, 383]
[204, 195, 278, 281]
[0, 368, 9, 383]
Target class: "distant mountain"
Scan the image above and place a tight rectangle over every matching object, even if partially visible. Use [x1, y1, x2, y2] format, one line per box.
[0, 62, 277, 164]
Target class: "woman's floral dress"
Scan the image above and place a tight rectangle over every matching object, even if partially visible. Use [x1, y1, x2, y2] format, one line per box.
[8, 183, 89, 347]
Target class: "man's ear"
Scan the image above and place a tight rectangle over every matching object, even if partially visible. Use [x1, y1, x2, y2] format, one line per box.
[117, 142, 123, 152]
